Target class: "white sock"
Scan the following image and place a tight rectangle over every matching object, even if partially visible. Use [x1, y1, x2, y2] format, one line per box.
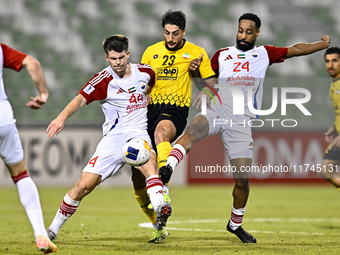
[167, 144, 186, 170]
[15, 176, 47, 240]
[229, 206, 246, 230]
[49, 193, 80, 235]
[146, 175, 164, 211]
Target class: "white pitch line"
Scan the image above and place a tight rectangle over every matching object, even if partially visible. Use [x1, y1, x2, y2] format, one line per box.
[166, 219, 225, 224]
[138, 218, 332, 235]
[248, 218, 340, 223]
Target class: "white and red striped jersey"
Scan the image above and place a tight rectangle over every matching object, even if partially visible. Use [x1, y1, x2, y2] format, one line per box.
[0, 44, 27, 127]
[210, 45, 288, 118]
[78, 63, 155, 136]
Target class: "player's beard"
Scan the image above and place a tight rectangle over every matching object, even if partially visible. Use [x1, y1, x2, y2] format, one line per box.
[165, 39, 183, 51]
[236, 38, 255, 51]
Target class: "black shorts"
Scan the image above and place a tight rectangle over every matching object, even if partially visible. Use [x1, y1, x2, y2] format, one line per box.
[323, 144, 340, 161]
[147, 104, 189, 150]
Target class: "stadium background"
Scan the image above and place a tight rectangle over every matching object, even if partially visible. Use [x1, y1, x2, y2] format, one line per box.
[1, 0, 340, 186]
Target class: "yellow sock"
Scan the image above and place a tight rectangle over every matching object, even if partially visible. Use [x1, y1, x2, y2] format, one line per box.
[133, 187, 156, 224]
[156, 141, 173, 169]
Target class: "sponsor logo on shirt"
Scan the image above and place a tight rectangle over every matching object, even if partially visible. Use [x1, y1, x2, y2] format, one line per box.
[226, 75, 256, 86]
[156, 67, 178, 80]
[83, 84, 95, 95]
[126, 102, 148, 113]
[153, 54, 159, 59]
[224, 55, 233, 61]
[237, 54, 246, 59]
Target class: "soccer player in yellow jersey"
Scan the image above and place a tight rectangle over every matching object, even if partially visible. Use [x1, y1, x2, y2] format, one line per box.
[320, 47, 340, 188]
[131, 10, 216, 243]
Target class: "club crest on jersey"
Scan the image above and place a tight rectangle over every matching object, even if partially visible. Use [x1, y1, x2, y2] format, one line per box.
[336, 89, 339, 95]
[183, 53, 190, 59]
[237, 54, 246, 59]
[252, 51, 258, 58]
[153, 54, 159, 59]
[140, 81, 147, 91]
[83, 84, 95, 95]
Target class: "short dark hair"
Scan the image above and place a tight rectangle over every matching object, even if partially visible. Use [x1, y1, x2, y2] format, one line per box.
[239, 13, 261, 30]
[102, 35, 129, 54]
[161, 10, 186, 31]
[324, 47, 340, 59]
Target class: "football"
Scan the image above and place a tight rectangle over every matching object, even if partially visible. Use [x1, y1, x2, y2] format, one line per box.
[122, 138, 151, 166]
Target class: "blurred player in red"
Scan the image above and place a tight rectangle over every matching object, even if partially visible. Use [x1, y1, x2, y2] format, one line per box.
[0, 44, 57, 253]
[46, 35, 171, 242]
[320, 47, 340, 188]
[159, 13, 330, 243]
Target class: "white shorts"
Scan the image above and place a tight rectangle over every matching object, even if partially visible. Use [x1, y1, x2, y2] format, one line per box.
[83, 130, 153, 183]
[197, 104, 253, 160]
[0, 124, 23, 165]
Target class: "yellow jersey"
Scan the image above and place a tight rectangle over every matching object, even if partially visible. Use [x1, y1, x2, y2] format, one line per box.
[141, 39, 215, 108]
[329, 78, 340, 134]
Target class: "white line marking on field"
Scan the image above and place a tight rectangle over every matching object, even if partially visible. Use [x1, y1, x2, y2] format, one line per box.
[138, 218, 333, 235]
[248, 218, 340, 223]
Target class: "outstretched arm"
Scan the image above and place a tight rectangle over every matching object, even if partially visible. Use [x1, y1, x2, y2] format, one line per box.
[189, 54, 217, 108]
[285, 35, 330, 59]
[46, 94, 87, 138]
[21, 55, 49, 109]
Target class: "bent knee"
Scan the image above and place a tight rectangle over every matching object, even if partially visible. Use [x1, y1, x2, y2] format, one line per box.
[234, 178, 249, 190]
[188, 121, 209, 141]
[319, 171, 333, 179]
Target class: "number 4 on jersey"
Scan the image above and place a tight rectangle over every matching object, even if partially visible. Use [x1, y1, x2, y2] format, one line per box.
[88, 156, 98, 167]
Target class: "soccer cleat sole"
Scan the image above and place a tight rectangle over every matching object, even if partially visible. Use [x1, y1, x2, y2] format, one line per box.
[156, 203, 172, 227]
[36, 235, 57, 254]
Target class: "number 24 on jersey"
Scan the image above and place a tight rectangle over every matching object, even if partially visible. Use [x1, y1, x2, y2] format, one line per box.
[233, 61, 249, 72]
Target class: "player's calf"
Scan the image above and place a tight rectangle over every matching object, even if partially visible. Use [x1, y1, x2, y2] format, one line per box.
[155, 203, 172, 227]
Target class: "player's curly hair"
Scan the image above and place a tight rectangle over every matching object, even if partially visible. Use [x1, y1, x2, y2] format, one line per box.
[161, 10, 186, 31]
[102, 34, 128, 54]
[239, 13, 261, 30]
[325, 47, 340, 58]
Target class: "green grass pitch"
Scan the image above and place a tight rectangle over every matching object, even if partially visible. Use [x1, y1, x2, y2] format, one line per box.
[1, 184, 340, 254]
